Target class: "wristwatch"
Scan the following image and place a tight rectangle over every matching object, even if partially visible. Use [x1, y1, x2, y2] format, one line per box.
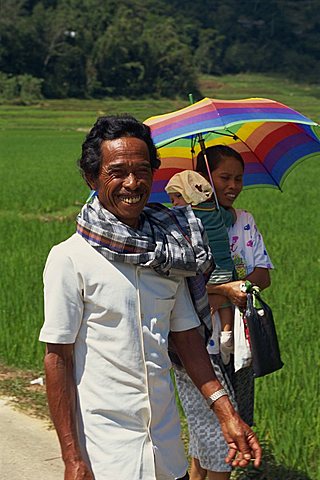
[206, 388, 228, 408]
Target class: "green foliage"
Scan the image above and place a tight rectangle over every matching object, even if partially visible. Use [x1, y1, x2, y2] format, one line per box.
[195, 28, 225, 75]
[0, 74, 319, 478]
[1, 0, 319, 99]
[93, 6, 148, 96]
[0, 72, 43, 104]
[144, 19, 199, 98]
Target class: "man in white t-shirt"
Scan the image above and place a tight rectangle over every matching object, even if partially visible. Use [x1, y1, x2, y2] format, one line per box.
[39, 114, 261, 480]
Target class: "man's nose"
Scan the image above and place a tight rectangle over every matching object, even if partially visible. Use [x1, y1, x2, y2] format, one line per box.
[123, 173, 138, 189]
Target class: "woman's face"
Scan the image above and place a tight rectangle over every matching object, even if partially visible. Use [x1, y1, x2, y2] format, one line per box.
[211, 156, 244, 208]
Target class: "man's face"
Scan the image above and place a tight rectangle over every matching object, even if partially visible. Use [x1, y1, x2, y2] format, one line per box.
[91, 137, 153, 228]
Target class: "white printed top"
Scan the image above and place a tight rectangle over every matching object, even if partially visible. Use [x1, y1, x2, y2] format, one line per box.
[207, 209, 274, 354]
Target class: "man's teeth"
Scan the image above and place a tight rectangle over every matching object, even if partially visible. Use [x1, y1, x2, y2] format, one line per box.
[122, 196, 141, 204]
[226, 193, 235, 198]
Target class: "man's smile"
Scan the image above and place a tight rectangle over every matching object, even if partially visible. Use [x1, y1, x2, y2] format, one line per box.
[119, 194, 143, 205]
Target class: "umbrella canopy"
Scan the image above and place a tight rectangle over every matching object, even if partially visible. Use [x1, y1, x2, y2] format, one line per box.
[144, 97, 320, 203]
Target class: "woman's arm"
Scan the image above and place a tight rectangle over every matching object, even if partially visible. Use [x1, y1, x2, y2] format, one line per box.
[246, 267, 270, 290]
[207, 281, 247, 308]
[207, 267, 271, 309]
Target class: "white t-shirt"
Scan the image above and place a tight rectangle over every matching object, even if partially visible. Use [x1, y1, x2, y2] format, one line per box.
[39, 233, 200, 480]
[207, 209, 274, 354]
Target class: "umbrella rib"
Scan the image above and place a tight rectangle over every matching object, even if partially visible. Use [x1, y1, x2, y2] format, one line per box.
[205, 130, 237, 139]
[225, 129, 283, 191]
[158, 130, 236, 149]
[158, 138, 182, 148]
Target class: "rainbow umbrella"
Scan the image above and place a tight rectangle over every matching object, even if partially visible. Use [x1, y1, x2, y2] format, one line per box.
[144, 97, 320, 203]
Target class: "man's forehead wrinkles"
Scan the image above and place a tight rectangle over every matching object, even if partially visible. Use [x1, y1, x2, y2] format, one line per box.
[106, 159, 151, 167]
[107, 149, 144, 156]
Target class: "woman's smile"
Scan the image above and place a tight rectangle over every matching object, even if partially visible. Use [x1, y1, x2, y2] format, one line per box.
[211, 157, 244, 208]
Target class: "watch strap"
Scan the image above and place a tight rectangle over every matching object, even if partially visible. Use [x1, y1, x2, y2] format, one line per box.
[206, 388, 228, 407]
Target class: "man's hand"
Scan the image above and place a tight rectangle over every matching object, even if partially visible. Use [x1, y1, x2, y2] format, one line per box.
[171, 329, 262, 468]
[213, 399, 262, 468]
[64, 459, 94, 480]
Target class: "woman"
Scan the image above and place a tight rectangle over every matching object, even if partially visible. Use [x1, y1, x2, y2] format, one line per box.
[174, 145, 273, 480]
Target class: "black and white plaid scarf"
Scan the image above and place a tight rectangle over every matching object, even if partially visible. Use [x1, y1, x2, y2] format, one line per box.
[77, 196, 213, 277]
[76, 196, 214, 359]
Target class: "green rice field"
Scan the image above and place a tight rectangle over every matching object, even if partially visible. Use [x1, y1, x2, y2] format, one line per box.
[0, 73, 319, 479]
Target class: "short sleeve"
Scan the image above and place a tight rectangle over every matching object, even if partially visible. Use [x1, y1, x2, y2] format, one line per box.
[39, 246, 84, 344]
[170, 278, 200, 332]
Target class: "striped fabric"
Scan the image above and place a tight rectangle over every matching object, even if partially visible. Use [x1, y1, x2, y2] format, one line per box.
[76, 196, 214, 342]
[144, 97, 320, 203]
[192, 202, 236, 285]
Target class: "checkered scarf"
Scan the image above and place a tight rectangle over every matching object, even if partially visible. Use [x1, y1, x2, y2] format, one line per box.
[76, 196, 214, 356]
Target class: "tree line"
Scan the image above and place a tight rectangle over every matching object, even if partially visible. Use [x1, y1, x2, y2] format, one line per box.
[0, 0, 319, 100]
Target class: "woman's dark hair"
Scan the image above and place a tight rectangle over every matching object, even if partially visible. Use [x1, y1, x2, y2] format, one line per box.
[78, 114, 161, 184]
[196, 145, 244, 175]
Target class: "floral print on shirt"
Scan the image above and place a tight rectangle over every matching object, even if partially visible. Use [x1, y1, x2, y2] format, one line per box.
[228, 209, 274, 279]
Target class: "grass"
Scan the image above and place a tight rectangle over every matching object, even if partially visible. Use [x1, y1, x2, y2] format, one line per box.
[235, 161, 320, 479]
[0, 363, 48, 420]
[0, 72, 319, 479]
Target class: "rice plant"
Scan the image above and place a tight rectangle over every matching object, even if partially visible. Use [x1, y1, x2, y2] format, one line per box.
[0, 74, 319, 478]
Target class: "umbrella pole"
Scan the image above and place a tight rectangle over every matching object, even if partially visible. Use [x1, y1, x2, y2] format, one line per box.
[198, 135, 220, 210]
[188, 94, 220, 209]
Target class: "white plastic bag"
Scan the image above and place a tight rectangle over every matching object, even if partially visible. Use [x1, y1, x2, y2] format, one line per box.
[206, 311, 220, 355]
[234, 306, 252, 372]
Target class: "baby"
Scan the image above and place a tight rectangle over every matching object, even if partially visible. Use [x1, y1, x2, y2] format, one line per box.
[165, 170, 236, 364]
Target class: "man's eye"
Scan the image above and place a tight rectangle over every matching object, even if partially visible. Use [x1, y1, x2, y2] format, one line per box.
[109, 169, 125, 177]
[136, 168, 151, 176]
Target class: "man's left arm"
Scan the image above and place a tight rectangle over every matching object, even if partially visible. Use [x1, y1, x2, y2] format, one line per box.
[170, 328, 262, 468]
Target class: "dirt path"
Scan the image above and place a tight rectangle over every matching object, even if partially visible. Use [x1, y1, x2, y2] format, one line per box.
[0, 397, 64, 479]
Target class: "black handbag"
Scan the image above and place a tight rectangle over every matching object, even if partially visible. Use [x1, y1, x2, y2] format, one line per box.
[245, 288, 284, 378]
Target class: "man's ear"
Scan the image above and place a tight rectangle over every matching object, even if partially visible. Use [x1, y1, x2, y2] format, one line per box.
[85, 174, 96, 190]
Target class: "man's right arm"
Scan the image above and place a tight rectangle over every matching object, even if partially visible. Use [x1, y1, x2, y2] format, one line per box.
[171, 328, 262, 468]
[44, 343, 93, 480]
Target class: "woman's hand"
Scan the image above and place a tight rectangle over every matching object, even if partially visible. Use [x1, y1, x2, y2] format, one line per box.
[207, 267, 271, 309]
[223, 281, 247, 307]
